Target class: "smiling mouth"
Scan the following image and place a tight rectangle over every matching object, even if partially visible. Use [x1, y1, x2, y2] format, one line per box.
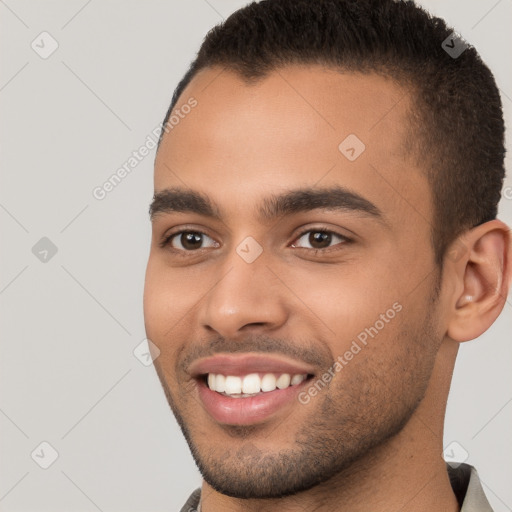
[203, 372, 312, 397]
[190, 354, 318, 425]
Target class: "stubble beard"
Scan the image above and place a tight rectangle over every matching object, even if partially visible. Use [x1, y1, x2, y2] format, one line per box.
[153, 306, 440, 500]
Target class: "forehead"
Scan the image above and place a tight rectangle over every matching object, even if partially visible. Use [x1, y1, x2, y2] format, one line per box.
[155, 66, 431, 228]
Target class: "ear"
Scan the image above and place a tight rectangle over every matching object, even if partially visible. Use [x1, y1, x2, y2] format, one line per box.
[446, 219, 512, 343]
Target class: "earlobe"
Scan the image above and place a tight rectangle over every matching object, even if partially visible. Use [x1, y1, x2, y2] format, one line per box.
[447, 220, 511, 343]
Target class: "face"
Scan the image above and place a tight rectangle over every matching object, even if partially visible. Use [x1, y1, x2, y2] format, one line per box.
[144, 66, 445, 499]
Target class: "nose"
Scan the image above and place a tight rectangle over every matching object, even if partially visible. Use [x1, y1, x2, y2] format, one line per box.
[199, 255, 289, 339]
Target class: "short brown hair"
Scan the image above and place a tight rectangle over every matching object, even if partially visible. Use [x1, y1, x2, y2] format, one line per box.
[159, 0, 506, 265]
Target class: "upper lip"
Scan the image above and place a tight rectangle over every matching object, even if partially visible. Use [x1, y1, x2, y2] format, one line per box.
[189, 353, 316, 378]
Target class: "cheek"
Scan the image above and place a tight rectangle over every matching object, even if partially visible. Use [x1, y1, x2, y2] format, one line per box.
[143, 257, 213, 361]
[283, 263, 404, 348]
[143, 268, 187, 394]
[326, 303, 435, 416]
[144, 259, 184, 351]
[144, 258, 198, 324]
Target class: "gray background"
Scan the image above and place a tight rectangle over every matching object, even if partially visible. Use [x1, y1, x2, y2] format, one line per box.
[1, 0, 511, 510]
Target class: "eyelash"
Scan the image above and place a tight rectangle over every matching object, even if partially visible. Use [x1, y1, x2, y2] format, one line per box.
[159, 227, 353, 255]
[158, 229, 213, 253]
[292, 227, 352, 253]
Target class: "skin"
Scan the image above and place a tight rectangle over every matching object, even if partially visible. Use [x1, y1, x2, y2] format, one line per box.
[143, 65, 512, 511]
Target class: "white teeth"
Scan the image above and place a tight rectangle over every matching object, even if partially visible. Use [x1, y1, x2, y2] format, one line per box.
[242, 373, 261, 394]
[261, 373, 277, 392]
[215, 374, 226, 393]
[224, 376, 242, 395]
[276, 373, 291, 389]
[207, 372, 308, 396]
[291, 374, 306, 386]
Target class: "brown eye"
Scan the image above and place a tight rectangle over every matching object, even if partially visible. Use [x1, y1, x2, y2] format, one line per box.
[292, 230, 349, 250]
[309, 231, 332, 249]
[169, 231, 217, 251]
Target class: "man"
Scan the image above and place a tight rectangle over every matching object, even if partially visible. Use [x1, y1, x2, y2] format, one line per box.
[143, 0, 511, 510]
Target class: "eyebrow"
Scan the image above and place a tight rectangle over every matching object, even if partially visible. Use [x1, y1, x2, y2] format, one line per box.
[149, 188, 218, 220]
[259, 187, 383, 222]
[149, 186, 384, 223]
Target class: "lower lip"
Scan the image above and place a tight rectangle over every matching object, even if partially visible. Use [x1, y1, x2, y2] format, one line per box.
[197, 378, 310, 426]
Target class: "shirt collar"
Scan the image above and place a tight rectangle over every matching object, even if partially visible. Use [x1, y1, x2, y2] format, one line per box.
[450, 463, 494, 512]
